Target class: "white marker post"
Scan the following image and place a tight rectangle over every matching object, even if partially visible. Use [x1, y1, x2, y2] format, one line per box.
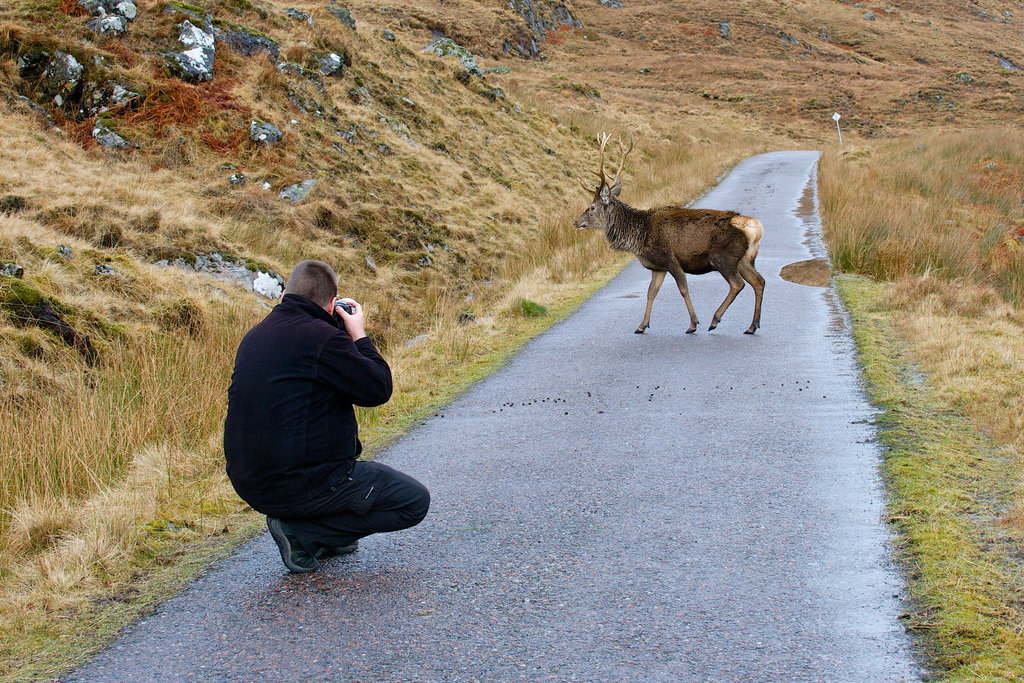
[832, 112, 843, 146]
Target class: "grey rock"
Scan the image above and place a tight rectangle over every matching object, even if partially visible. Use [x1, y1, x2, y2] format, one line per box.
[719, 22, 731, 39]
[406, 333, 429, 348]
[483, 65, 513, 75]
[252, 271, 282, 298]
[365, 255, 377, 272]
[214, 24, 280, 59]
[479, 87, 505, 102]
[1, 263, 24, 279]
[58, 245, 74, 260]
[957, 72, 974, 83]
[167, 20, 216, 83]
[279, 179, 316, 202]
[864, 11, 876, 20]
[40, 51, 84, 106]
[92, 123, 131, 148]
[94, 263, 118, 276]
[996, 54, 1020, 71]
[249, 120, 283, 145]
[229, 173, 246, 186]
[87, 15, 128, 34]
[380, 29, 395, 41]
[327, 5, 356, 30]
[599, 0, 624, 7]
[780, 32, 799, 45]
[318, 52, 344, 76]
[160, 253, 284, 296]
[78, 0, 136, 20]
[285, 8, 312, 24]
[506, 0, 581, 57]
[424, 37, 482, 76]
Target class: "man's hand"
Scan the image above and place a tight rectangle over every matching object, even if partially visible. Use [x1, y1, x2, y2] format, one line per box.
[335, 298, 367, 341]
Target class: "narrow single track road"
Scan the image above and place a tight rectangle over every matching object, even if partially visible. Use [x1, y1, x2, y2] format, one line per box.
[68, 151, 921, 682]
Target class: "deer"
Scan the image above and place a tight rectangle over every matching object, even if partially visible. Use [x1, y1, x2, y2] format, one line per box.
[573, 133, 765, 336]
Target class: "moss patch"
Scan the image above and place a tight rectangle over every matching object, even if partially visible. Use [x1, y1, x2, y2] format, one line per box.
[838, 274, 1024, 679]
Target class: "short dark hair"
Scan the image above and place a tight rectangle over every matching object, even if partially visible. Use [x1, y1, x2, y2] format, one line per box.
[285, 260, 337, 307]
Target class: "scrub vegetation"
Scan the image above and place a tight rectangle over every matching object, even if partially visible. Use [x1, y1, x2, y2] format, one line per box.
[1, 0, 1023, 677]
[821, 132, 1024, 679]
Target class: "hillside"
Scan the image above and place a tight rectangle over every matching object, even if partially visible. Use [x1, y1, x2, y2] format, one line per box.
[1, 0, 1023, 678]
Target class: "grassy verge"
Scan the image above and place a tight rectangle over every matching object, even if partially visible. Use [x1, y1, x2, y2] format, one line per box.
[837, 276, 1024, 680]
[0, 249, 630, 682]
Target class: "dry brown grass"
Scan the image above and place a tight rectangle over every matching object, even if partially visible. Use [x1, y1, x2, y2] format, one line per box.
[821, 128, 1024, 306]
[0, 1, 764, 670]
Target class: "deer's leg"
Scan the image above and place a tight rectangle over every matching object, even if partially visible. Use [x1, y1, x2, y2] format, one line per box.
[709, 265, 745, 331]
[636, 270, 667, 334]
[738, 260, 765, 334]
[668, 267, 700, 333]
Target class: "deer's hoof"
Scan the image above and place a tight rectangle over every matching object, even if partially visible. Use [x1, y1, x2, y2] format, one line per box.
[708, 322, 718, 331]
[634, 327, 646, 334]
[744, 327, 758, 335]
[685, 327, 697, 334]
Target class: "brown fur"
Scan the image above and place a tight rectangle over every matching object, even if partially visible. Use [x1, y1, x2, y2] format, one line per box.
[575, 188, 765, 335]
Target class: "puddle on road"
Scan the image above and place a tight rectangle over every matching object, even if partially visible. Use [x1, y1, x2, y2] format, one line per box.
[780, 258, 832, 287]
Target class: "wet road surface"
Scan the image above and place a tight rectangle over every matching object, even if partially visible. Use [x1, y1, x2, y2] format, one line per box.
[67, 151, 922, 682]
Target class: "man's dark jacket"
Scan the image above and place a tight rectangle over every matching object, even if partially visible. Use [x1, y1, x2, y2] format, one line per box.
[223, 294, 392, 510]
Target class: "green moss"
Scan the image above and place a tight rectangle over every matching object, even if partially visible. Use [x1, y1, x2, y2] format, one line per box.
[166, 0, 205, 16]
[0, 274, 46, 322]
[837, 275, 1024, 678]
[210, 18, 269, 39]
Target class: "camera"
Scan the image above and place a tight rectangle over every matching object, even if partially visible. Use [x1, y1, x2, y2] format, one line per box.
[335, 299, 355, 314]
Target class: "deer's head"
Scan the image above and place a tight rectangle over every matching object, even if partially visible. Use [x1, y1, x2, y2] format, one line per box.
[573, 132, 633, 231]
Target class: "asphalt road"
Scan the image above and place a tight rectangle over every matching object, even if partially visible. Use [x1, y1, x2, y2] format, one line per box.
[67, 151, 922, 682]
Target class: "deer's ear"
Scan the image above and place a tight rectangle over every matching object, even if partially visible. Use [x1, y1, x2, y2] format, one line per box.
[610, 182, 622, 198]
[599, 185, 611, 204]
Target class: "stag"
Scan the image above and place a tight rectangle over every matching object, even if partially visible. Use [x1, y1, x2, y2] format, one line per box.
[574, 134, 765, 335]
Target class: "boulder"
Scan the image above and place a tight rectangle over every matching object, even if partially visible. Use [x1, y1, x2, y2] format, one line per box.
[318, 52, 344, 76]
[166, 20, 216, 83]
[40, 51, 84, 107]
[87, 15, 128, 35]
[252, 271, 282, 298]
[249, 119, 283, 146]
[214, 23, 280, 59]
[327, 5, 356, 30]
[719, 22, 731, 39]
[506, 0, 582, 57]
[1, 263, 24, 279]
[58, 245, 74, 260]
[285, 8, 312, 25]
[92, 122, 131, 149]
[78, 0, 137, 20]
[279, 179, 316, 202]
[425, 37, 482, 76]
[599, 0, 624, 7]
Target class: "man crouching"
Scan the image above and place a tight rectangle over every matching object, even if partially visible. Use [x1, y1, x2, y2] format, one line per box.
[224, 259, 430, 573]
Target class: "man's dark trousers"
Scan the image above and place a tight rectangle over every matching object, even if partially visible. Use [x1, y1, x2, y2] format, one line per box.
[258, 461, 430, 555]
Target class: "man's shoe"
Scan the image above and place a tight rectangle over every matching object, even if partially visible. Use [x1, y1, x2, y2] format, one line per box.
[315, 541, 359, 559]
[266, 517, 320, 573]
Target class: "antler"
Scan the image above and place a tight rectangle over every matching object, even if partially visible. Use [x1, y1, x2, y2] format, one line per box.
[610, 133, 635, 188]
[592, 132, 612, 188]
